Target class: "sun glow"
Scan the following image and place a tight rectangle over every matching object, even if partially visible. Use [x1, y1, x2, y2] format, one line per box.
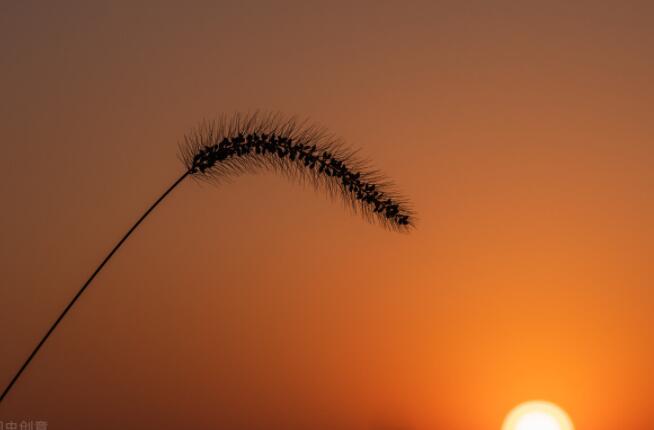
[502, 401, 574, 430]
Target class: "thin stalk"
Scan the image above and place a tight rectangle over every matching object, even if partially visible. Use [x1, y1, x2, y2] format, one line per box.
[0, 170, 190, 404]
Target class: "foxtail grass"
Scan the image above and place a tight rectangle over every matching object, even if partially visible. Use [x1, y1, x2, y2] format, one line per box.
[0, 112, 414, 404]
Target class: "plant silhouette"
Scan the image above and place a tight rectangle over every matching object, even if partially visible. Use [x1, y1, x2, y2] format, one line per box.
[0, 112, 414, 403]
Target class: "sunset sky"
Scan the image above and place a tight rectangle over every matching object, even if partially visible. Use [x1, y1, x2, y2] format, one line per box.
[1, 1, 653, 429]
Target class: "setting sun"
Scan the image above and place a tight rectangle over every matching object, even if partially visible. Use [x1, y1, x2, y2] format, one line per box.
[502, 401, 574, 430]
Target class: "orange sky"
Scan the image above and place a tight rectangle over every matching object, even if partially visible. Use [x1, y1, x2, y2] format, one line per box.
[1, 1, 653, 429]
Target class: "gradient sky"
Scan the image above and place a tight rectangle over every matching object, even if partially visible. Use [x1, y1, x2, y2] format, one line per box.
[1, 1, 653, 429]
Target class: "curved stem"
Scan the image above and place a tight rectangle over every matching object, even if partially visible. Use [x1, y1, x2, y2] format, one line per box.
[0, 171, 190, 404]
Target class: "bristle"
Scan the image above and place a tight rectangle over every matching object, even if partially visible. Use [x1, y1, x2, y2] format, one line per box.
[179, 112, 415, 231]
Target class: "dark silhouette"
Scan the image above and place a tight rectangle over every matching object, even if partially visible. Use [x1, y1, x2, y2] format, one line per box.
[180, 112, 414, 229]
[0, 112, 414, 404]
